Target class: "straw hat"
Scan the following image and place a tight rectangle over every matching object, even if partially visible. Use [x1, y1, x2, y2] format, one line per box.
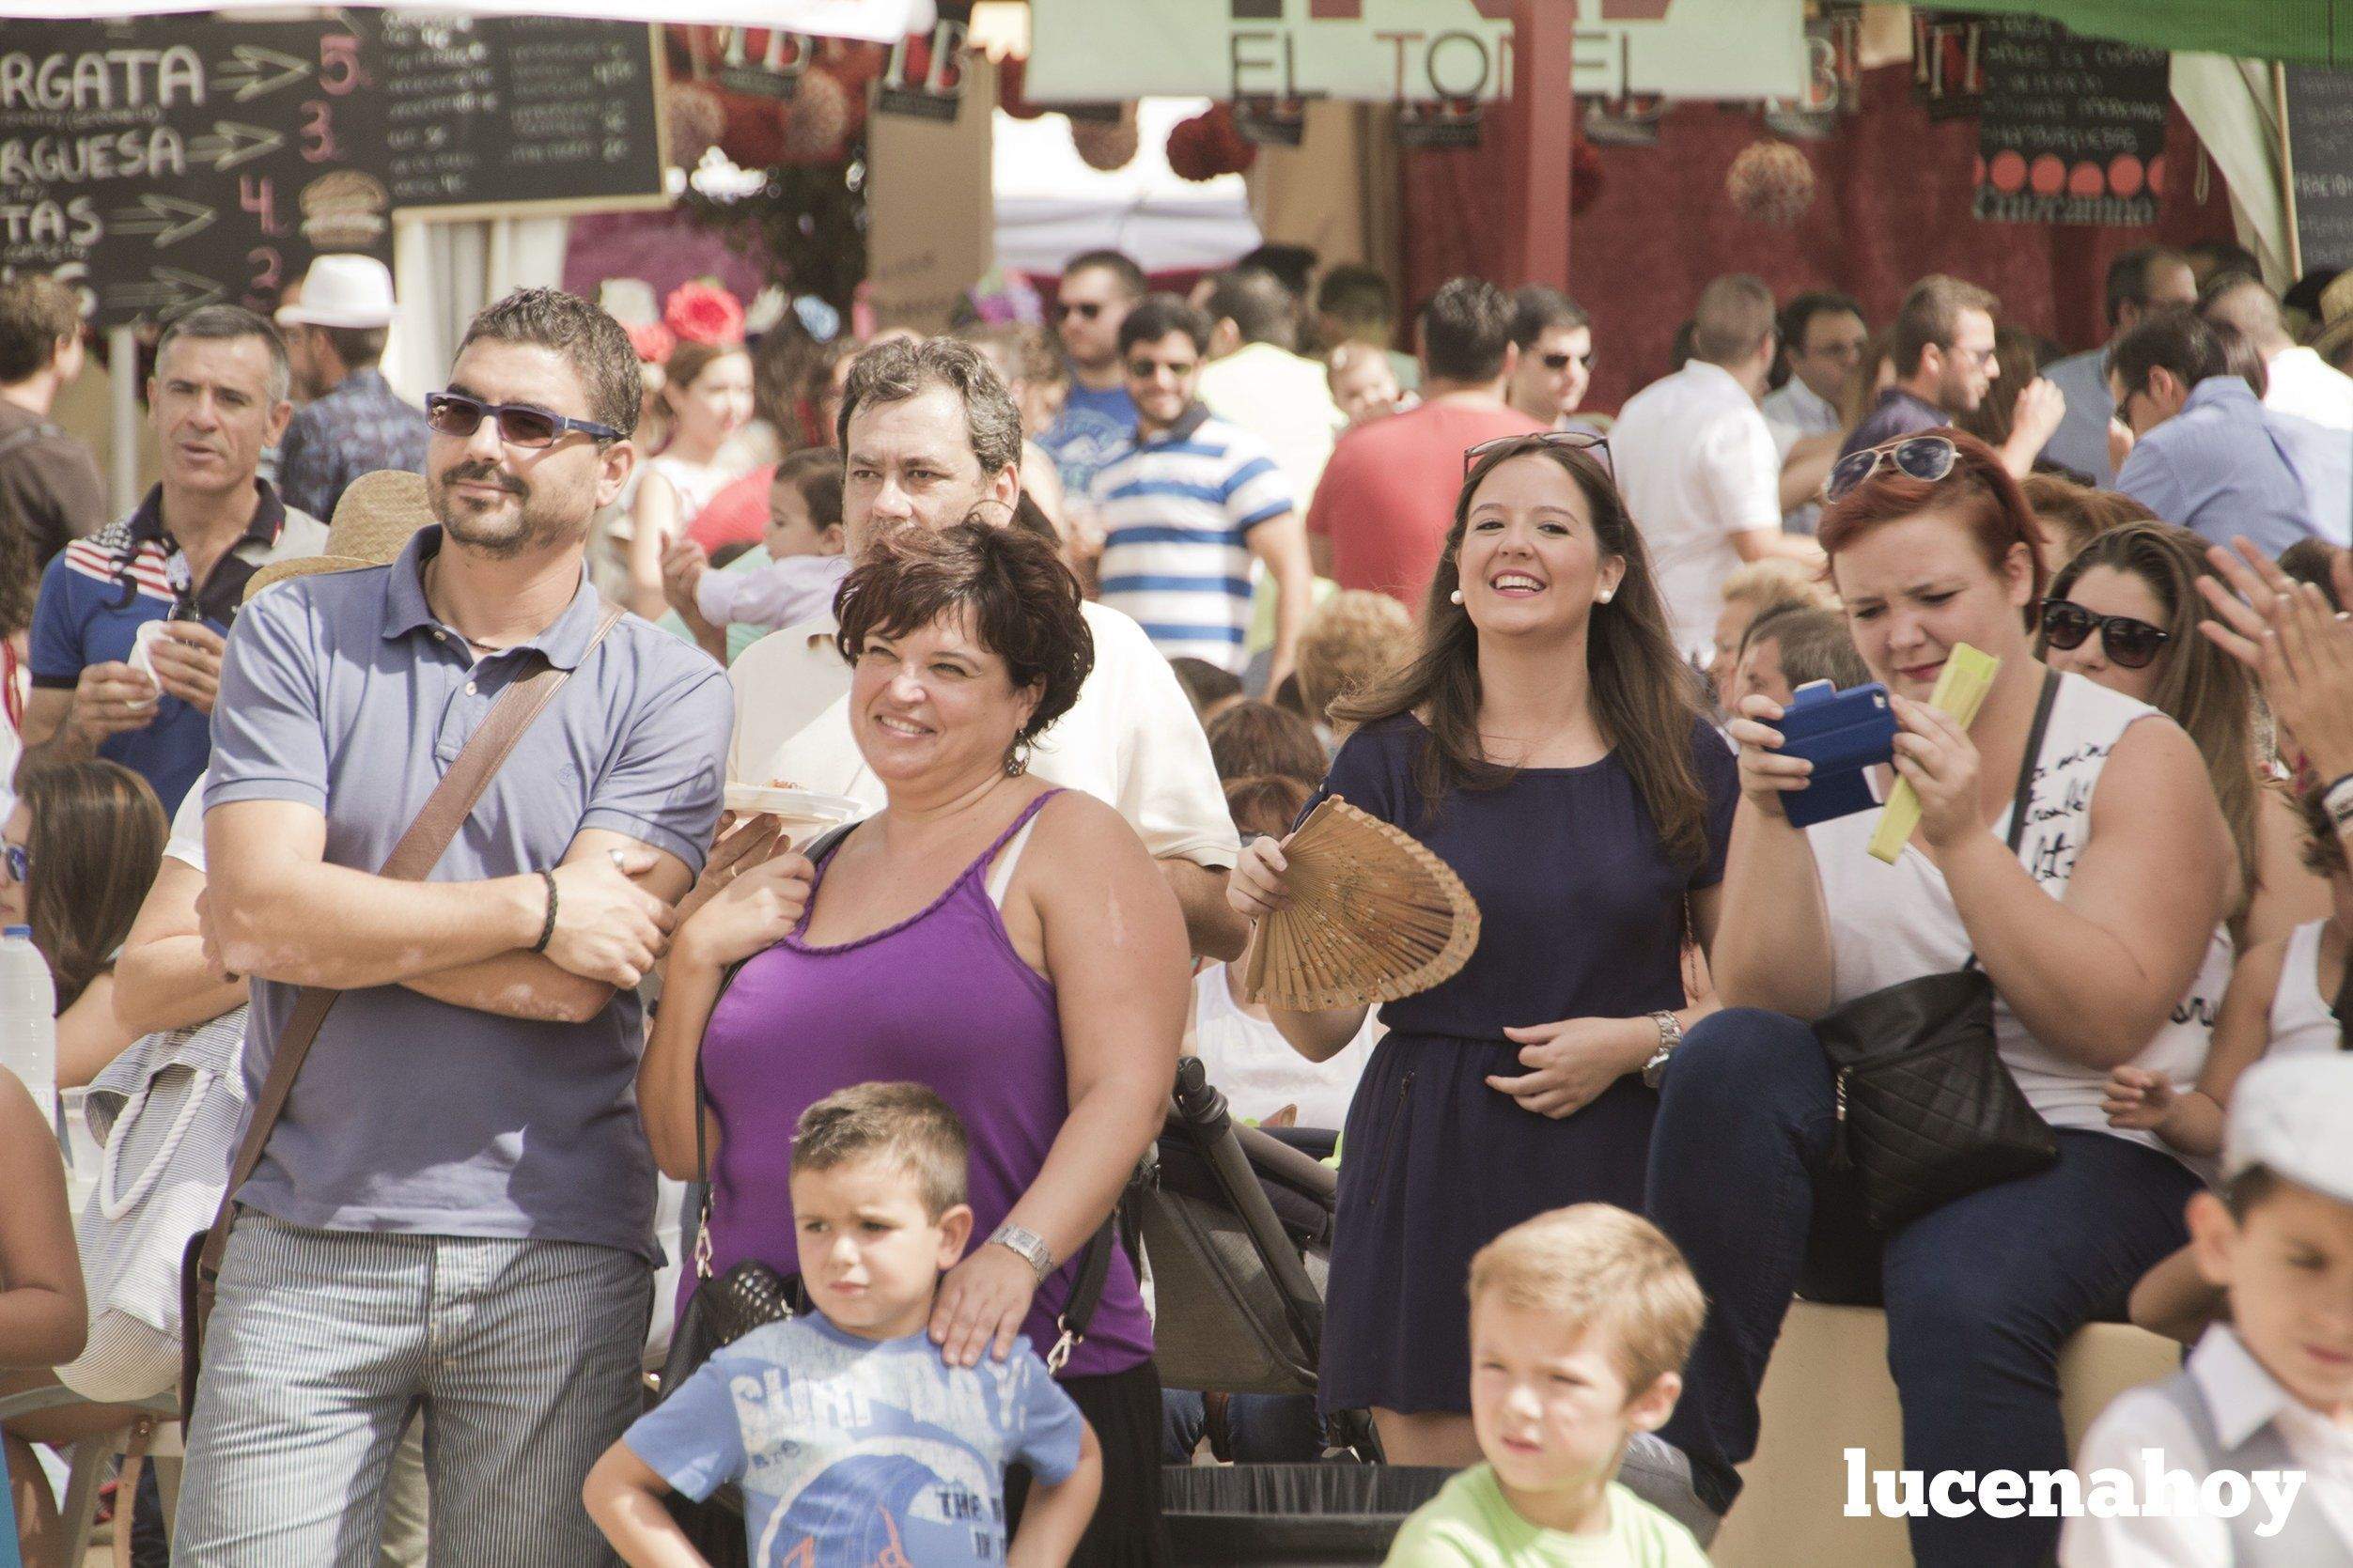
[246, 470, 434, 602]
[2314, 270, 2353, 370]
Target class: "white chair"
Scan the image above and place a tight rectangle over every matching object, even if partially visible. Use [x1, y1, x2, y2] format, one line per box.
[0, 1385, 180, 1564]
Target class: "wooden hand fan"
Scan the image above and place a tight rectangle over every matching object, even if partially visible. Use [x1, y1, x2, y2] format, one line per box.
[1241, 797, 1480, 1012]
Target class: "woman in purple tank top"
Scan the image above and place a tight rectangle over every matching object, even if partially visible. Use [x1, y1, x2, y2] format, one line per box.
[640, 520, 1189, 1567]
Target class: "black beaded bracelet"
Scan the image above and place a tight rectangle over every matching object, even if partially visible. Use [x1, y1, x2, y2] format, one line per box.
[531, 869, 558, 955]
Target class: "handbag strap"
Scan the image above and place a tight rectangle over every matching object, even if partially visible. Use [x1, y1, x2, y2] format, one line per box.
[1960, 668, 2061, 976]
[689, 815, 865, 1274]
[196, 600, 626, 1285]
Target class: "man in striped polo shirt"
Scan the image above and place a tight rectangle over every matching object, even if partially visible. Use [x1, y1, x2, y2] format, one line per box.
[1090, 295, 1312, 691]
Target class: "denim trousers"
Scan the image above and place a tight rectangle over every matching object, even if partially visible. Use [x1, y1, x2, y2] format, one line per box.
[1645, 1008, 2200, 1568]
[174, 1213, 651, 1566]
[1160, 1389, 1326, 1464]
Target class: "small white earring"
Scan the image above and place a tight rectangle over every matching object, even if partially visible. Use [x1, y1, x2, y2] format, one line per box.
[1597, 590, 1613, 604]
[1448, 588, 1464, 605]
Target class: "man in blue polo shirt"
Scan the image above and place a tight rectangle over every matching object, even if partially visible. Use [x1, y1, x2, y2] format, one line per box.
[21, 306, 325, 814]
[1091, 294, 1309, 691]
[177, 287, 733, 1565]
[2110, 306, 2319, 558]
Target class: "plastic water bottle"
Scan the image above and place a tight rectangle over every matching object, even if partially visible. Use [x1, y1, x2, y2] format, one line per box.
[0, 925, 57, 1136]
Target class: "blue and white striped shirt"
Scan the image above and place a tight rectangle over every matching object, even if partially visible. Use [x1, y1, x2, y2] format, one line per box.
[1091, 405, 1295, 672]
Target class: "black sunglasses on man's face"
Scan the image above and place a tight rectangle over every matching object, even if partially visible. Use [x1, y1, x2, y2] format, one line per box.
[426, 392, 619, 450]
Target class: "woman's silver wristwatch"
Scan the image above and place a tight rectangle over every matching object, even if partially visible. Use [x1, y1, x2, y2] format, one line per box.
[990, 1222, 1054, 1283]
[1640, 1010, 1685, 1090]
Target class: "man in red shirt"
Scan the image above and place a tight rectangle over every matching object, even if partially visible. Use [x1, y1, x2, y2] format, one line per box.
[1306, 278, 1543, 606]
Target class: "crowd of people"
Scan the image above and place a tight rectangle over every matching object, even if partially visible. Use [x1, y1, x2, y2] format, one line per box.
[0, 231, 2347, 1568]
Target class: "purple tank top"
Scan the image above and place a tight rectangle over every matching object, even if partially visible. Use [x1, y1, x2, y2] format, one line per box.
[686, 788, 1153, 1378]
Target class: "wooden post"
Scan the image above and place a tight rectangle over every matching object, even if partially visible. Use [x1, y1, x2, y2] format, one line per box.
[108, 326, 138, 518]
[1508, 0, 1577, 287]
[2274, 61, 2303, 280]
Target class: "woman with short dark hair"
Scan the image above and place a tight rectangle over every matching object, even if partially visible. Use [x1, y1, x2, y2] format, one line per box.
[642, 519, 1188, 1565]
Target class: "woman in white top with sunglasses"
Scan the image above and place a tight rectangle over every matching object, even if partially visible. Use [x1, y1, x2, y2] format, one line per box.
[1633, 430, 2232, 1567]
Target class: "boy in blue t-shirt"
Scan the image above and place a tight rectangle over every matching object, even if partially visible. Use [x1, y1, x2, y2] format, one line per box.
[585, 1083, 1102, 1567]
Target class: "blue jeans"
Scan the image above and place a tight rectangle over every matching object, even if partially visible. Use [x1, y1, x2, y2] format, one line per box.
[1161, 1390, 1325, 1464]
[175, 1214, 651, 1567]
[1645, 1009, 2200, 1568]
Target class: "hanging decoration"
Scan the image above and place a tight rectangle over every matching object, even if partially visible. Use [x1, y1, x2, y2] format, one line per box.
[1726, 138, 1816, 225]
[1569, 136, 1606, 217]
[783, 68, 856, 160]
[667, 81, 726, 169]
[1069, 104, 1141, 171]
[1164, 103, 1256, 182]
[996, 55, 1048, 120]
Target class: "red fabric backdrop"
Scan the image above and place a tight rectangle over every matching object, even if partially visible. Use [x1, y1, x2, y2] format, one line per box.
[1401, 65, 2239, 414]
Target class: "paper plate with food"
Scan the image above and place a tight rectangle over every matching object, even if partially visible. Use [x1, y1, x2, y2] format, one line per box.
[722, 782, 861, 843]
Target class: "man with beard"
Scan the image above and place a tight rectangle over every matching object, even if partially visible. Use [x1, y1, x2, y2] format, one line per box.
[21, 306, 327, 815]
[724, 334, 1246, 960]
[179, 287, 732, 1565]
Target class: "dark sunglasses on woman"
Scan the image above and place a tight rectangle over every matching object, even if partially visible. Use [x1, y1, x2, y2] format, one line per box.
[2039, 599, 2172, 669]
[1823, 434, 1959, 504]
[1463, 427, 1610, 476]
[425, 392, 620, 450]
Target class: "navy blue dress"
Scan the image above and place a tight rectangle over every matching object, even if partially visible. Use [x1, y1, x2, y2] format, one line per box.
[1313, 713, 1738, 1417]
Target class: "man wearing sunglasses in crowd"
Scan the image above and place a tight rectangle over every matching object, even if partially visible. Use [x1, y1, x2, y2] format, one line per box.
[2107, 305, 2321, 560]
[1037, 249, 1147, 502]
[20, 306, 328, 817]
[1502, 286, 1598, 433]
[179, 287, 732, 1564]
[1838, 273, 2065, 482]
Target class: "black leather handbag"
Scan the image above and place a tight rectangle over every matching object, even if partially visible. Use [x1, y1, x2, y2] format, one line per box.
[1815, 669, 2062, 1232]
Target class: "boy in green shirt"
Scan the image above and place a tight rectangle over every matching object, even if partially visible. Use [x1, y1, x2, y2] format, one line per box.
[1387, 1205, 1712, 1566]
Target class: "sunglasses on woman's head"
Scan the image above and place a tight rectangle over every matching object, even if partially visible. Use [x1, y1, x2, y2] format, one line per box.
[1823, 434, 1960, 503]
[2039, 599, 2172, 669]
[1463, 427, 1611, 476]
[425, 392, 620, 450]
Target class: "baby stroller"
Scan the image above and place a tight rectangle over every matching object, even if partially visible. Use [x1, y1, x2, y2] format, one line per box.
[1144, 1058, 1450, 1564]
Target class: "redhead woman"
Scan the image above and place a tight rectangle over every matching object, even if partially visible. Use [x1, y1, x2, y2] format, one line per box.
[640, 519, 1187, 1565]
[1230, 432, 1737, 1467]
[1640, 430, 2230, 1565]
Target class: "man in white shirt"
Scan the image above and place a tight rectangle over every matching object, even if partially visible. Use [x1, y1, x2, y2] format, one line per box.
[1195, 266, 1342, 508]
[2037, 246, 2198, 486]
[1761, 292, 1866, 535]
[1610, 274, 1820, 662]
[2202, 271, 2353, 545]
[725, 336, 1246, 959]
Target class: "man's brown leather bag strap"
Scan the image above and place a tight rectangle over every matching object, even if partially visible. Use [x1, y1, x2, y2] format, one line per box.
[180, 601, 625, 1411]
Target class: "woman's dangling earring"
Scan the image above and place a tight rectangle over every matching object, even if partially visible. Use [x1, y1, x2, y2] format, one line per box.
[1005, 737, 1032, 777]
[1448, 588, 1464, 605]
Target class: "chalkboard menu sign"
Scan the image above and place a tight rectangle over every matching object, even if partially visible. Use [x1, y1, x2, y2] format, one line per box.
[0, 17, 393, 329]
[1, 13, 667, 328]
[2284, 65, 2353, 272]
[1972, 17, 2169, 227]
[352, 13, 669, 220]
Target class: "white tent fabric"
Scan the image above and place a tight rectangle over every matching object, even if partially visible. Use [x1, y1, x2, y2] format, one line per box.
[2170, 54, 2295, 287]
[992, 100, 1259, 277]
[385, 214, 571, 405]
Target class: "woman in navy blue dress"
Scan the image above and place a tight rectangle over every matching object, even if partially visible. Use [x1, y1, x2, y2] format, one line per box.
[1229, 433, 1738, 1464]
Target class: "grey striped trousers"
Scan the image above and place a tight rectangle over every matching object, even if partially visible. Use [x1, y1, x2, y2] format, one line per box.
[173, 1213, 651, 1566]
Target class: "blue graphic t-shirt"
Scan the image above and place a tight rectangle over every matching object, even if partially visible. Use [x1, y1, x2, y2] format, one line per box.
[1038, 380, 1138, 499]
[626, 1314, 1086, 1567]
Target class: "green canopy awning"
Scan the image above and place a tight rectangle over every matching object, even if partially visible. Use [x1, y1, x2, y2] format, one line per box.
[1961, 1, 2346, 69]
